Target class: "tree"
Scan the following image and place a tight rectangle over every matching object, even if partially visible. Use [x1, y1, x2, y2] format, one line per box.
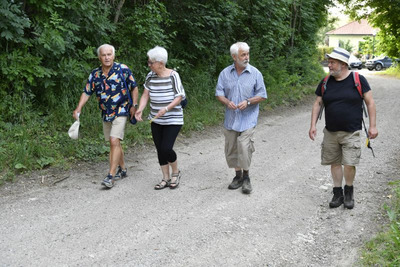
[338, 0, 400, 58]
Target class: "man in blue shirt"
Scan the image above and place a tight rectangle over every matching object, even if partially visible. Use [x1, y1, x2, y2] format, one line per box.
[216, 42, 267, 194]
[73, 44, 138, 188]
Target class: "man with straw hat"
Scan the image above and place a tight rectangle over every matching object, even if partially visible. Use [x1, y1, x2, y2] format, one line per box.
[308, 47, 378, 209]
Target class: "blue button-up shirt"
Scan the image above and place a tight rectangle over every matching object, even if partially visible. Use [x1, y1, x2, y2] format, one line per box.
[215, 63, 267, 132]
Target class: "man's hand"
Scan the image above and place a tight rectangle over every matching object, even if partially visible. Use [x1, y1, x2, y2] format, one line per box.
[309, 126, 317, 141]
[368, 126, 378, 139]
[73, 110, 80, 121]
[237, 100, 248, 110]
[227, 101, 238, 110]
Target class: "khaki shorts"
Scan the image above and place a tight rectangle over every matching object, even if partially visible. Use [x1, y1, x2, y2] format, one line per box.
[103, 116, 127, 141]
[224, 127, 255, 170]
[321, 128, 361, 166]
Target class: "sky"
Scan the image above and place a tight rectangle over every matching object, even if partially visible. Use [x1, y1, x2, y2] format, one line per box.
[328, 0, 350, 27]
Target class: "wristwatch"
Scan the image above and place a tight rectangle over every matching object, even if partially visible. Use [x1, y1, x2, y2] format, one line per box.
[247, 99, 251, 106]
[133, 104, 138, 108]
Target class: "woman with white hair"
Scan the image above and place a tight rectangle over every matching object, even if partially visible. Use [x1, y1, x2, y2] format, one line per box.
[135, 46, 186, 190]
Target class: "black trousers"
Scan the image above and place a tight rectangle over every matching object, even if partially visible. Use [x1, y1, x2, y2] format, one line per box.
[151, 123, 182, 166]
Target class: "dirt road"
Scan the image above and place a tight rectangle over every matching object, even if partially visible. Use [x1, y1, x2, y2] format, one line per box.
[1, 71, 399, 266]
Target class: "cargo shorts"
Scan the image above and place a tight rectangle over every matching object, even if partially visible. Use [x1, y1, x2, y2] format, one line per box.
[103, 116, 127, 141]
[321, 128, 361, 166]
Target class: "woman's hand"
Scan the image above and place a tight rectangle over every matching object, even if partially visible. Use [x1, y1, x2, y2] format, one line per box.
[130, 106, 136, 120]
[135, 110, 143, 121]
[155, 107, 168, 119]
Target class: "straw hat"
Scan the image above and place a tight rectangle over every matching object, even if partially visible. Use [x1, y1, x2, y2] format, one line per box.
[326, 47, 350, 65]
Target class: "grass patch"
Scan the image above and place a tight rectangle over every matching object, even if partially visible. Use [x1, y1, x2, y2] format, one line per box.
[375, 65, 400, 79]
[359, 180, 400, 266]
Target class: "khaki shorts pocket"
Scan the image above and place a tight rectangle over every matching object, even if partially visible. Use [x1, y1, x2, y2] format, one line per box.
[342, 140, 361, 166]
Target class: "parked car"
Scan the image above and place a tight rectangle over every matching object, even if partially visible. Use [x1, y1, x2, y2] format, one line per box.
[348, 54, 363, 70]
[365, 56, 392, 71]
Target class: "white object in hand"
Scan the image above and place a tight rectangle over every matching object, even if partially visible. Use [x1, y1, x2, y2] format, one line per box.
[68, 113, 80, 140]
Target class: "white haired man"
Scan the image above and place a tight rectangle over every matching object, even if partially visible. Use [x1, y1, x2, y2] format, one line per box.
[309, 47, 378, 208]
[215, 42, 267, 194]
[73, 44, 139, 188]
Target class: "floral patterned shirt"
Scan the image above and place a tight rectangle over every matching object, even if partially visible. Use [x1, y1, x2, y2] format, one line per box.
[84, 62, 137, 122]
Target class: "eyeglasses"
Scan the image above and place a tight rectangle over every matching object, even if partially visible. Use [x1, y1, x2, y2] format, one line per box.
[147, 60, 156, 65]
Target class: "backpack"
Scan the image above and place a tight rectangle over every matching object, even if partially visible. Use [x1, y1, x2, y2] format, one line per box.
[169, 71, 187, 108]
[318, 71, 368, 120]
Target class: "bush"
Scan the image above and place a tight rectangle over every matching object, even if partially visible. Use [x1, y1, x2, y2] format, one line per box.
[317, 46, 334, 62]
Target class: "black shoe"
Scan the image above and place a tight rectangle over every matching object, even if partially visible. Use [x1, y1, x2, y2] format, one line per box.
[329, 187, 344, 208]
[344, 185, 354, 209]
[228, 175, 243, 189]
[242, 176, 252, 194]
[115, 166, 127, 180]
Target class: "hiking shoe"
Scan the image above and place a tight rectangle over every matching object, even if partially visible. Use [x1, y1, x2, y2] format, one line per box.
[344, 185, 354, 209]
[101, 174, 115, 188]
[242, 176, 252, 194]
[329, 187, 344, 208]
[228, 175, 243, 190]
[115, 166, 127, 180]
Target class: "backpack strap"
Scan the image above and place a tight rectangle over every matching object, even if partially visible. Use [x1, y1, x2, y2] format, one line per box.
[317, 75, 330, 120]
[353, 71, 368, 118]
[353, 72, 363, 98]
[321, 75, 330, 96]
[119, 64, 133, 105]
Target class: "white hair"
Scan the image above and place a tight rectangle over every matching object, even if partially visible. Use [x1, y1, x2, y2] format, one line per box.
[230, 42, 250, 56]
[147, 46, 168, 64]
[97, 44, 115, 57]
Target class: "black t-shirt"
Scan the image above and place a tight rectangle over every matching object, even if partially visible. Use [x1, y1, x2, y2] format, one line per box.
[315, 73, 371, 132]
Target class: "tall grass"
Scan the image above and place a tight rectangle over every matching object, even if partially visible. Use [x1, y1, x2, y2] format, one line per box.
[379, 65, 400, 79]
[359, 65, 400, 266]
[360, 181, 400, 266]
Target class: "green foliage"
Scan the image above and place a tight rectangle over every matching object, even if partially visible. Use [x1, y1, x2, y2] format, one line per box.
[0, 1, 30, 46]
[383, 65, 400, 79]
[163, 0, 241, 76]
[0, 0, 332, 184]
[113, 0, 172, 83]
[339, 40, 354, 53]
[338, 0, 400, 58]
[360, 180, 400, 266]
[317, 46, 334, 61]
[317, 16, 339, 46]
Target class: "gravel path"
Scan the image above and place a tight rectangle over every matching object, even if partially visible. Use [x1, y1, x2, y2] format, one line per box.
[1, 70, 399, 266]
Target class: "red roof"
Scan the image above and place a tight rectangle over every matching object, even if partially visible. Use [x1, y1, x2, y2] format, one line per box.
[326, 19, 378, 35]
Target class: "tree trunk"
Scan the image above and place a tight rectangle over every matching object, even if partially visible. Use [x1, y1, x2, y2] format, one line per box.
[290, 2, 298, 48]
[114, 0, 126, 24]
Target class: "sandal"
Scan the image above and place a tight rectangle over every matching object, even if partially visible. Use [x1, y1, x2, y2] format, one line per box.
[154, 178, 170, 190]
[170, 171, 181, 189]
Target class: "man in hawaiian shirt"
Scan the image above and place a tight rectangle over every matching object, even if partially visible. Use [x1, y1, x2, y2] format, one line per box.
[73, 44, 138, 188]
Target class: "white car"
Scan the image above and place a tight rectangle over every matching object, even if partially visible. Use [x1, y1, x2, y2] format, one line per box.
[348, 54, 363, 70]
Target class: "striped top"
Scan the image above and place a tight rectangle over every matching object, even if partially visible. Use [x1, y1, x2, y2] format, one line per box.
[216, 63, 267, 132]
[144, 71, 185, 125]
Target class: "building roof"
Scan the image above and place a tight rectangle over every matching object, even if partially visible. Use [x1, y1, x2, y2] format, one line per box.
[326, 19, 378, 36]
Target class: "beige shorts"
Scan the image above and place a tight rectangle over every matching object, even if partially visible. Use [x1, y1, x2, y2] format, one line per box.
[321, 128, 361, 166]
[103, 116, 127, 141]
[224, 127, 256, 170]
